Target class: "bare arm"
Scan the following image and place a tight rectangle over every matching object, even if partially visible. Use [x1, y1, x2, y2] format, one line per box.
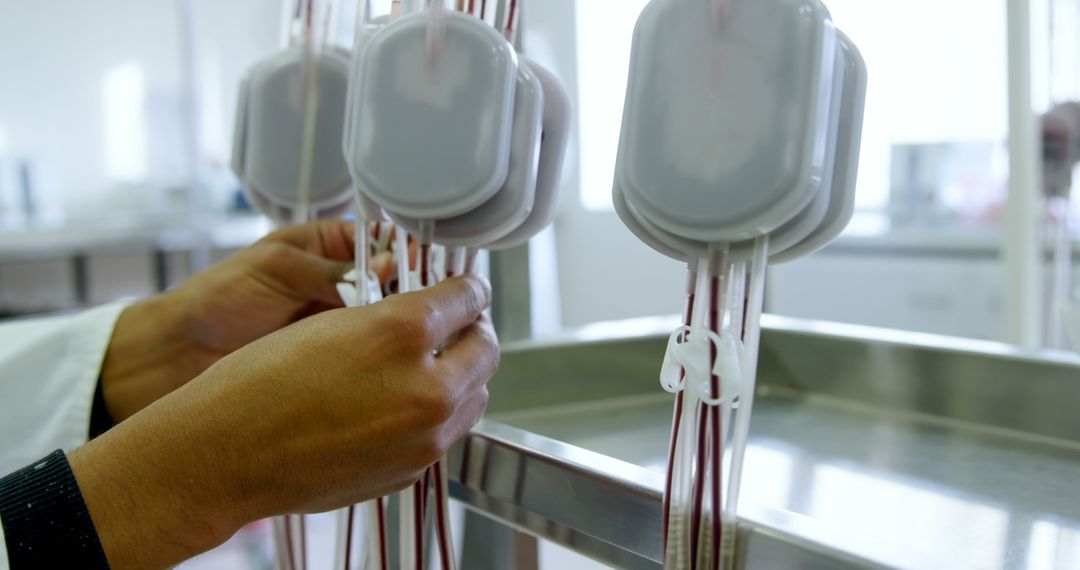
[70, 276, 498, 569]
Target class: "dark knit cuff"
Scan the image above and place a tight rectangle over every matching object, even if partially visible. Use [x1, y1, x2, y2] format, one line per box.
[0, 450, 109, 569]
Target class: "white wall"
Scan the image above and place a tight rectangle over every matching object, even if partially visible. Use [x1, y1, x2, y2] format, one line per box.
[770, 252, 1006, 340]
[0, 0, 279, 222]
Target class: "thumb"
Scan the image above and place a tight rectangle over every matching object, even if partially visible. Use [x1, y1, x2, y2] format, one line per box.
[262, 246, 353, 307]
[369, 251, 395, 287]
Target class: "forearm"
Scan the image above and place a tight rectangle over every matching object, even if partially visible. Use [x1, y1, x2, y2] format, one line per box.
[68, 389, 253, 570]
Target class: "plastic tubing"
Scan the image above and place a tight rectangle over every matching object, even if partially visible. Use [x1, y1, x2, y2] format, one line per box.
[291, 514, 307, 570]
[416, 220, 457, 570]
[426, 0, 447, 58]
[669, 265, 710, 569]
[687, 248, 727, 570]
[662, 262, 698, 551]
[502, 0, 519, 42]
[705, 247, 729, 569]
[366, 498, 390, 570]
[333, 507, 353, 570]
[293, 0, 328, 225]
[445, 247, 465, 278]
[431, 458, 456, 570]
[687, 264, 707, 569]
[413, 225, 433, 570]
[394, 226, 419, 570]
[711, 0, 732, 27]
[354, 207, 370, 301]
[713, 261, 744, 570]
[464, 248, 479, 273]
[396, 226, 411, 294]
[720, 235, 769, 570]
[274, 516, 295, 570]
[727, 262, 746, 341]
[337, 218, 390, 570]
[277, 3, 327, 564]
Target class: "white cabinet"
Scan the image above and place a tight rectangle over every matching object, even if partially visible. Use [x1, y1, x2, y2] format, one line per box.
[769, 253, 1006, 341]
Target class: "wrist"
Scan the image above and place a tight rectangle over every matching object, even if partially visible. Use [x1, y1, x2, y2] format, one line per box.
[99, 292, 208, 422]
[69, 403, 250, 569]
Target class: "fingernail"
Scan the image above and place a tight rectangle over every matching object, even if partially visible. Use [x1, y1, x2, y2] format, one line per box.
[468, 274, 493, 305]
[373, 251, 393, 268]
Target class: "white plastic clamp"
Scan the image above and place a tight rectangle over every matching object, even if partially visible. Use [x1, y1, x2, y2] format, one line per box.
[338, 269, 385, 307]
[659, 325, 744, 406]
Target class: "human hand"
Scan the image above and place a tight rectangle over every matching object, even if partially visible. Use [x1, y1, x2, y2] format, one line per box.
[71, 275, 498, 569]
[100, 220, 396, 422]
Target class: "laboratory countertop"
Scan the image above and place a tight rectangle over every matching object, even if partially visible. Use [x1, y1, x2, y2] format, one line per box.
[0, 216, 272, 262]
[456, 316, 1080, 569]
[494, 392, 1080, 569]
[831, 225, 1080, 259]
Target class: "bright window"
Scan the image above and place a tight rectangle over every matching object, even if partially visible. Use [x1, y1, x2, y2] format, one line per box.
[575, 0, 651, 211]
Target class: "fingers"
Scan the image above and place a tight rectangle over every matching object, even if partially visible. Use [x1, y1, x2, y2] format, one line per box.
[265, 221, 414, 292]
[261, 220, 355, 262]
[260, 246, 352, 307]
[439, 388, 489, 448]
[389, 275, 492, 350]
[369, 251, 395, 287]
[436, 316, 499, 400]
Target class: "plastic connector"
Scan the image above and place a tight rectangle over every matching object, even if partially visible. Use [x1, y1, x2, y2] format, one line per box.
[659, 325, 743, 406]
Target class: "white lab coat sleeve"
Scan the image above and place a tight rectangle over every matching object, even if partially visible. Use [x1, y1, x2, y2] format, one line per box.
[0, 303, 128, 569]
[0, 303, 129, 477]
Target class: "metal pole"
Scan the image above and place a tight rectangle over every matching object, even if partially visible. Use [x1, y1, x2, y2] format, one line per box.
[1005, 0, 1044, 349]
[177, 0, 213, 274]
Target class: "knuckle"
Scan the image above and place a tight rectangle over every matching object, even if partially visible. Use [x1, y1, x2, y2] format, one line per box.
[416, 386, 456, 424]
[421, 437, 448, 465]
[486, 334, 501, 369]
[378, 306, 431, 351]
[468, 389, 490, 420]
[250, 242, 290, 269]
[477, 387, 490, 408]
[460, 276, 490, 312]
[454, 280, 480, 314]
[405, 434, 446, 470]
[414, 304, 443, 342]
[476, 327, 501, 375]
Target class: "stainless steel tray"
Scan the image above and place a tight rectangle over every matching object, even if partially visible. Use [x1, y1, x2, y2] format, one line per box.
[447, 316, 1080, 569]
